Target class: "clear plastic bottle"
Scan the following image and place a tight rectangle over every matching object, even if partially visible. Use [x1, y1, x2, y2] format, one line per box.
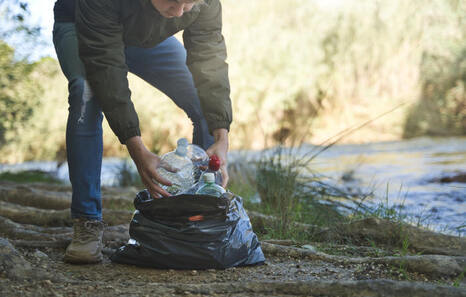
[206, 154, 223, 186]
[185, 154, 223, 194]
[156, 138, 194, 195]
[186, 143, 209, 182]
[195, 172, 226, 197]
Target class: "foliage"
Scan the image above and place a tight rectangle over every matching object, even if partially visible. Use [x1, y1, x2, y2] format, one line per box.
[223, 0, 466, 146]
[227, 157, 257, 199]
[404, 47, 466, 137]
[255, 147, 302, 236]
[256, 147, 302, 209]
[403, 0, 466, 137]
[0, 41, 42, 151]
[0, 0, 45, 162]
[357, 184, 408, 223]
[0, 0, 40, 37]
[1, 0, 466, 162]
[246, 143, 352, 240]
[0, 0, 41, 57]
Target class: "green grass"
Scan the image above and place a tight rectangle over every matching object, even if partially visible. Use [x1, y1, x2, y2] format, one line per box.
[227, 175, 256, 202]
[349, 183, 407, 221]
[0, 170, 63, 184]
[227, 145, 353, 242]
[453, 270, 465, 287]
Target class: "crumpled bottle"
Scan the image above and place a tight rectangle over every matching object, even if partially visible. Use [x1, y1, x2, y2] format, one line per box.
[195, 172, 226, 197]
[156, 138, 194, 195]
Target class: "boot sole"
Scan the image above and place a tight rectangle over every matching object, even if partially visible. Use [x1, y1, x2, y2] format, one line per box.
[64, 252, 103, 264]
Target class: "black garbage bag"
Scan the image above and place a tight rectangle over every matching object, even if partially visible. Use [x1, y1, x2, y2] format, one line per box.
[110, 190, 265, 269]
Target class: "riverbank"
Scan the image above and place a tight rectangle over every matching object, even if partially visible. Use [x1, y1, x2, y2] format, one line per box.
[1, 137, 465, 295]
[3, 137, 464, 235]
[0, 180, 464, 296]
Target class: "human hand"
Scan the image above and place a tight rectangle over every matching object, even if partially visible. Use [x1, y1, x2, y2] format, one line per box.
[125, 136, 175, 198]
[205, 128, 229, 188]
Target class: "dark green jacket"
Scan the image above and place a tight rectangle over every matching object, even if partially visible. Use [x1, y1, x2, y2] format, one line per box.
[76, 0, 232, 143]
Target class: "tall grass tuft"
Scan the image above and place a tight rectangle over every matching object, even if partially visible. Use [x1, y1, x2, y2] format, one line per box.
[253, 143, 352, 239]
[255, 146, 303, 236]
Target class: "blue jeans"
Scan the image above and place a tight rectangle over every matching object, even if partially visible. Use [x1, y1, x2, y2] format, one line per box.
[53, 22, 213, 220]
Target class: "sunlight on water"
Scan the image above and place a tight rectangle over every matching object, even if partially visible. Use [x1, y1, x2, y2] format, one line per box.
[306, 137, 466, 235]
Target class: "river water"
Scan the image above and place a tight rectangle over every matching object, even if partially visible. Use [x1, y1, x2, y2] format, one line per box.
[1, 137, 465, 235]
[297, 137, 465, 235]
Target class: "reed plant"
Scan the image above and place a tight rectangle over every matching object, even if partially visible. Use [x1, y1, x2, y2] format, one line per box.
[255, 146, 303, 236]
[251, 142, 352, 239]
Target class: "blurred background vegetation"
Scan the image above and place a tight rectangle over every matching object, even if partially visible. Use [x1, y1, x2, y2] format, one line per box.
[0, 0, 465, 163]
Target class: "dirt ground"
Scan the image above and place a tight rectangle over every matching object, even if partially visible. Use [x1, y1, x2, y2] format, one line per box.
[0, 182, 465, 297]
[1, 245, 464, 297]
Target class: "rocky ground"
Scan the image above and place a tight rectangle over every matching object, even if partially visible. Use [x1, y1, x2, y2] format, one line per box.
[0, 181, 465, 297]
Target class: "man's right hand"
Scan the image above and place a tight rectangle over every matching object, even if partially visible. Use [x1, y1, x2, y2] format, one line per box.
[125, 136, 172, 198]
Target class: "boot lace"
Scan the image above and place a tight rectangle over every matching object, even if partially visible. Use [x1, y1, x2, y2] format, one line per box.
[73, 220, 105, 243]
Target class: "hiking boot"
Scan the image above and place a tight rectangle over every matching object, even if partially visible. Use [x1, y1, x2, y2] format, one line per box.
[64, 218, 105, 264]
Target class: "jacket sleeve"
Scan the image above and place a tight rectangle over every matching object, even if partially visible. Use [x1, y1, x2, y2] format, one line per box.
[183, 0, 232, 134]
[75, 0, 140, 144]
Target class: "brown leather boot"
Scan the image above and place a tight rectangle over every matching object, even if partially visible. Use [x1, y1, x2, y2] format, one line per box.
[64, 218, 105, 264]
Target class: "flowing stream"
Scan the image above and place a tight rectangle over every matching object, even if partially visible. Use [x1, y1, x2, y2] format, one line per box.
[300, 137, 465, 235]
[1, 137, 465, 235]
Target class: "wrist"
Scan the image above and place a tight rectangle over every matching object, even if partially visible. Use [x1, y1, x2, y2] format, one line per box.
[126, 136, 147, 160]
[212, 128, 228, 142]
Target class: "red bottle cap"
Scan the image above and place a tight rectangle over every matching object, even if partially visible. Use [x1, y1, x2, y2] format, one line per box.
[208, 155, 221, 171]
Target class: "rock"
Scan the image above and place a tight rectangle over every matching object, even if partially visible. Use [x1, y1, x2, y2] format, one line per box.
[301, 245, 317, 253]
[430, 172, 466, 184]
[165, 279, 466, 297]
[33, 249, 49, 260]
[378, 255, 465, 277]
[0, 237, 67, 282]
[326, 217, 466, 256]
[43, 279, 52, 286]
[0, 237, 34, 280]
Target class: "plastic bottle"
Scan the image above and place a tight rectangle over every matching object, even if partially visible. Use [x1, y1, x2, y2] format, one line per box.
[186, 143, 209, 182]
[183, 154, 224, 194]
[206, 154, 223, 186]
[195, 173, 226, 197]
[156, 138, 194, 195]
